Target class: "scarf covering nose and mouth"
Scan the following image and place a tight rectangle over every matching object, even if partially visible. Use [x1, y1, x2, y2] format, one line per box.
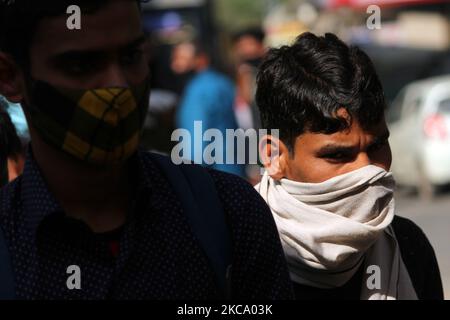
[255, 165, 418, 300]
[27, 77, 150, 166]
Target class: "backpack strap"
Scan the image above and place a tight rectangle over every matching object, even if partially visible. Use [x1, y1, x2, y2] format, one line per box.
[0, 225, 15, 300]
[149, 152, 232, 298]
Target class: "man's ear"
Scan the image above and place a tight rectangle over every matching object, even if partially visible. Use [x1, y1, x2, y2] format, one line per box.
[259, 135, 289, 180]
[0, 52, 24, 103]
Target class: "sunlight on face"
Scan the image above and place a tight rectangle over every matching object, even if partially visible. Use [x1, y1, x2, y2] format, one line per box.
[285, 108, 392, 183]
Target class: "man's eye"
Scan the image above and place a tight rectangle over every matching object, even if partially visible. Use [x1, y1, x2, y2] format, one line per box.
[62, 61, 95, 76]
[121, 49, 144, 66]
[323, 152, 347, 160]
[318, 150, 356, 163]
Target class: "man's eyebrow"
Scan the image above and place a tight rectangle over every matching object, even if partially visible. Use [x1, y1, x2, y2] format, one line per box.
[51, 50, 103, 62]
[316, 144, 357, 155]
[316, 130, 390, 156]
[50, 35, 147, 61]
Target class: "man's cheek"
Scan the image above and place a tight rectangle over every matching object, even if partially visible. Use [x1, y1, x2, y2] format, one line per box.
[292, 158, 328, 183]
[307, 158, 346, 183]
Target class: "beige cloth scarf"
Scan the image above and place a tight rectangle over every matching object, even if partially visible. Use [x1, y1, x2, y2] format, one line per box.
[255, 165, 418, 300]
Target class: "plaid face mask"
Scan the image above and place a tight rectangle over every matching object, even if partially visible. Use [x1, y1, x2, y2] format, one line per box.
[27, 78, 150, 166]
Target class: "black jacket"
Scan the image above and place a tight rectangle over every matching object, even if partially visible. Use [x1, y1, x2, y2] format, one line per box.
[292, 216, 444, 300]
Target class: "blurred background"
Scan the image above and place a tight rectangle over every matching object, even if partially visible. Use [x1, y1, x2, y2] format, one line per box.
[141, 0, 450, 299]
[0, 0, 449, 298]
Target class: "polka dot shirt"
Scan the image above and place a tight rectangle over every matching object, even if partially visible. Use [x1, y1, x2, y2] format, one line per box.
[0, 150, 294, 300]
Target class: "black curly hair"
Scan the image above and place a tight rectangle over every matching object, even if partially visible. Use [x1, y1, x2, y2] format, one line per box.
[256, 32, 386, 152]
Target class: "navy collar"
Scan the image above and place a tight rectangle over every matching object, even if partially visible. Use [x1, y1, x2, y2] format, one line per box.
[21, 148, 153, 238]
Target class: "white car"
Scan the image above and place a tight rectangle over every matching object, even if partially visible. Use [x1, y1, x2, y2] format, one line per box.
[388, 75, 450, 199]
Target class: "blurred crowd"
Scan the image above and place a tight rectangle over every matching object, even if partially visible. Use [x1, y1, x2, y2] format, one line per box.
[144, 26, 270, 183]
[2, 0, 450, 188]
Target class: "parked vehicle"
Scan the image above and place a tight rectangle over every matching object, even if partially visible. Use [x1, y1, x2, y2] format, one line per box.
[388, 75, 450, 199]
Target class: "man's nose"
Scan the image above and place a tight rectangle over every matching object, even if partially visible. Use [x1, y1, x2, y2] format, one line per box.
[102, 65, 128, 88]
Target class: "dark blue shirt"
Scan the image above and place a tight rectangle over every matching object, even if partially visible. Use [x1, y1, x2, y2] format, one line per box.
[176, 69, 245, 177]
[0, 149, 293, 299]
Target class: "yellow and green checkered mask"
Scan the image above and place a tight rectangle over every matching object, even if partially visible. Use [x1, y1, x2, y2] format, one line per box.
[28, 78, 150, 166]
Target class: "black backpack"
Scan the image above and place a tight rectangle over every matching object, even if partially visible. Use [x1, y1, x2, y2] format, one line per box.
[0, 152, 232, 299]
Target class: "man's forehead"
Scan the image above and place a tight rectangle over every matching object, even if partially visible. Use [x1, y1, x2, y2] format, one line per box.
[31, 1, 143, 54]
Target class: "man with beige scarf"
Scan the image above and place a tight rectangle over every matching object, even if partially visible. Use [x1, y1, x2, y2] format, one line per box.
[254, 32, 443, 300]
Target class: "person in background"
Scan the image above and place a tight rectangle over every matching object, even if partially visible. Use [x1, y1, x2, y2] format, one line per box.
[254, 32, 443, 300]
[232, 27, 266, 132]
[232, 27, 267, 184]
[0, 96, 30, 145]
[0, 101, 24, 187]
[174, 41, 245, 177]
